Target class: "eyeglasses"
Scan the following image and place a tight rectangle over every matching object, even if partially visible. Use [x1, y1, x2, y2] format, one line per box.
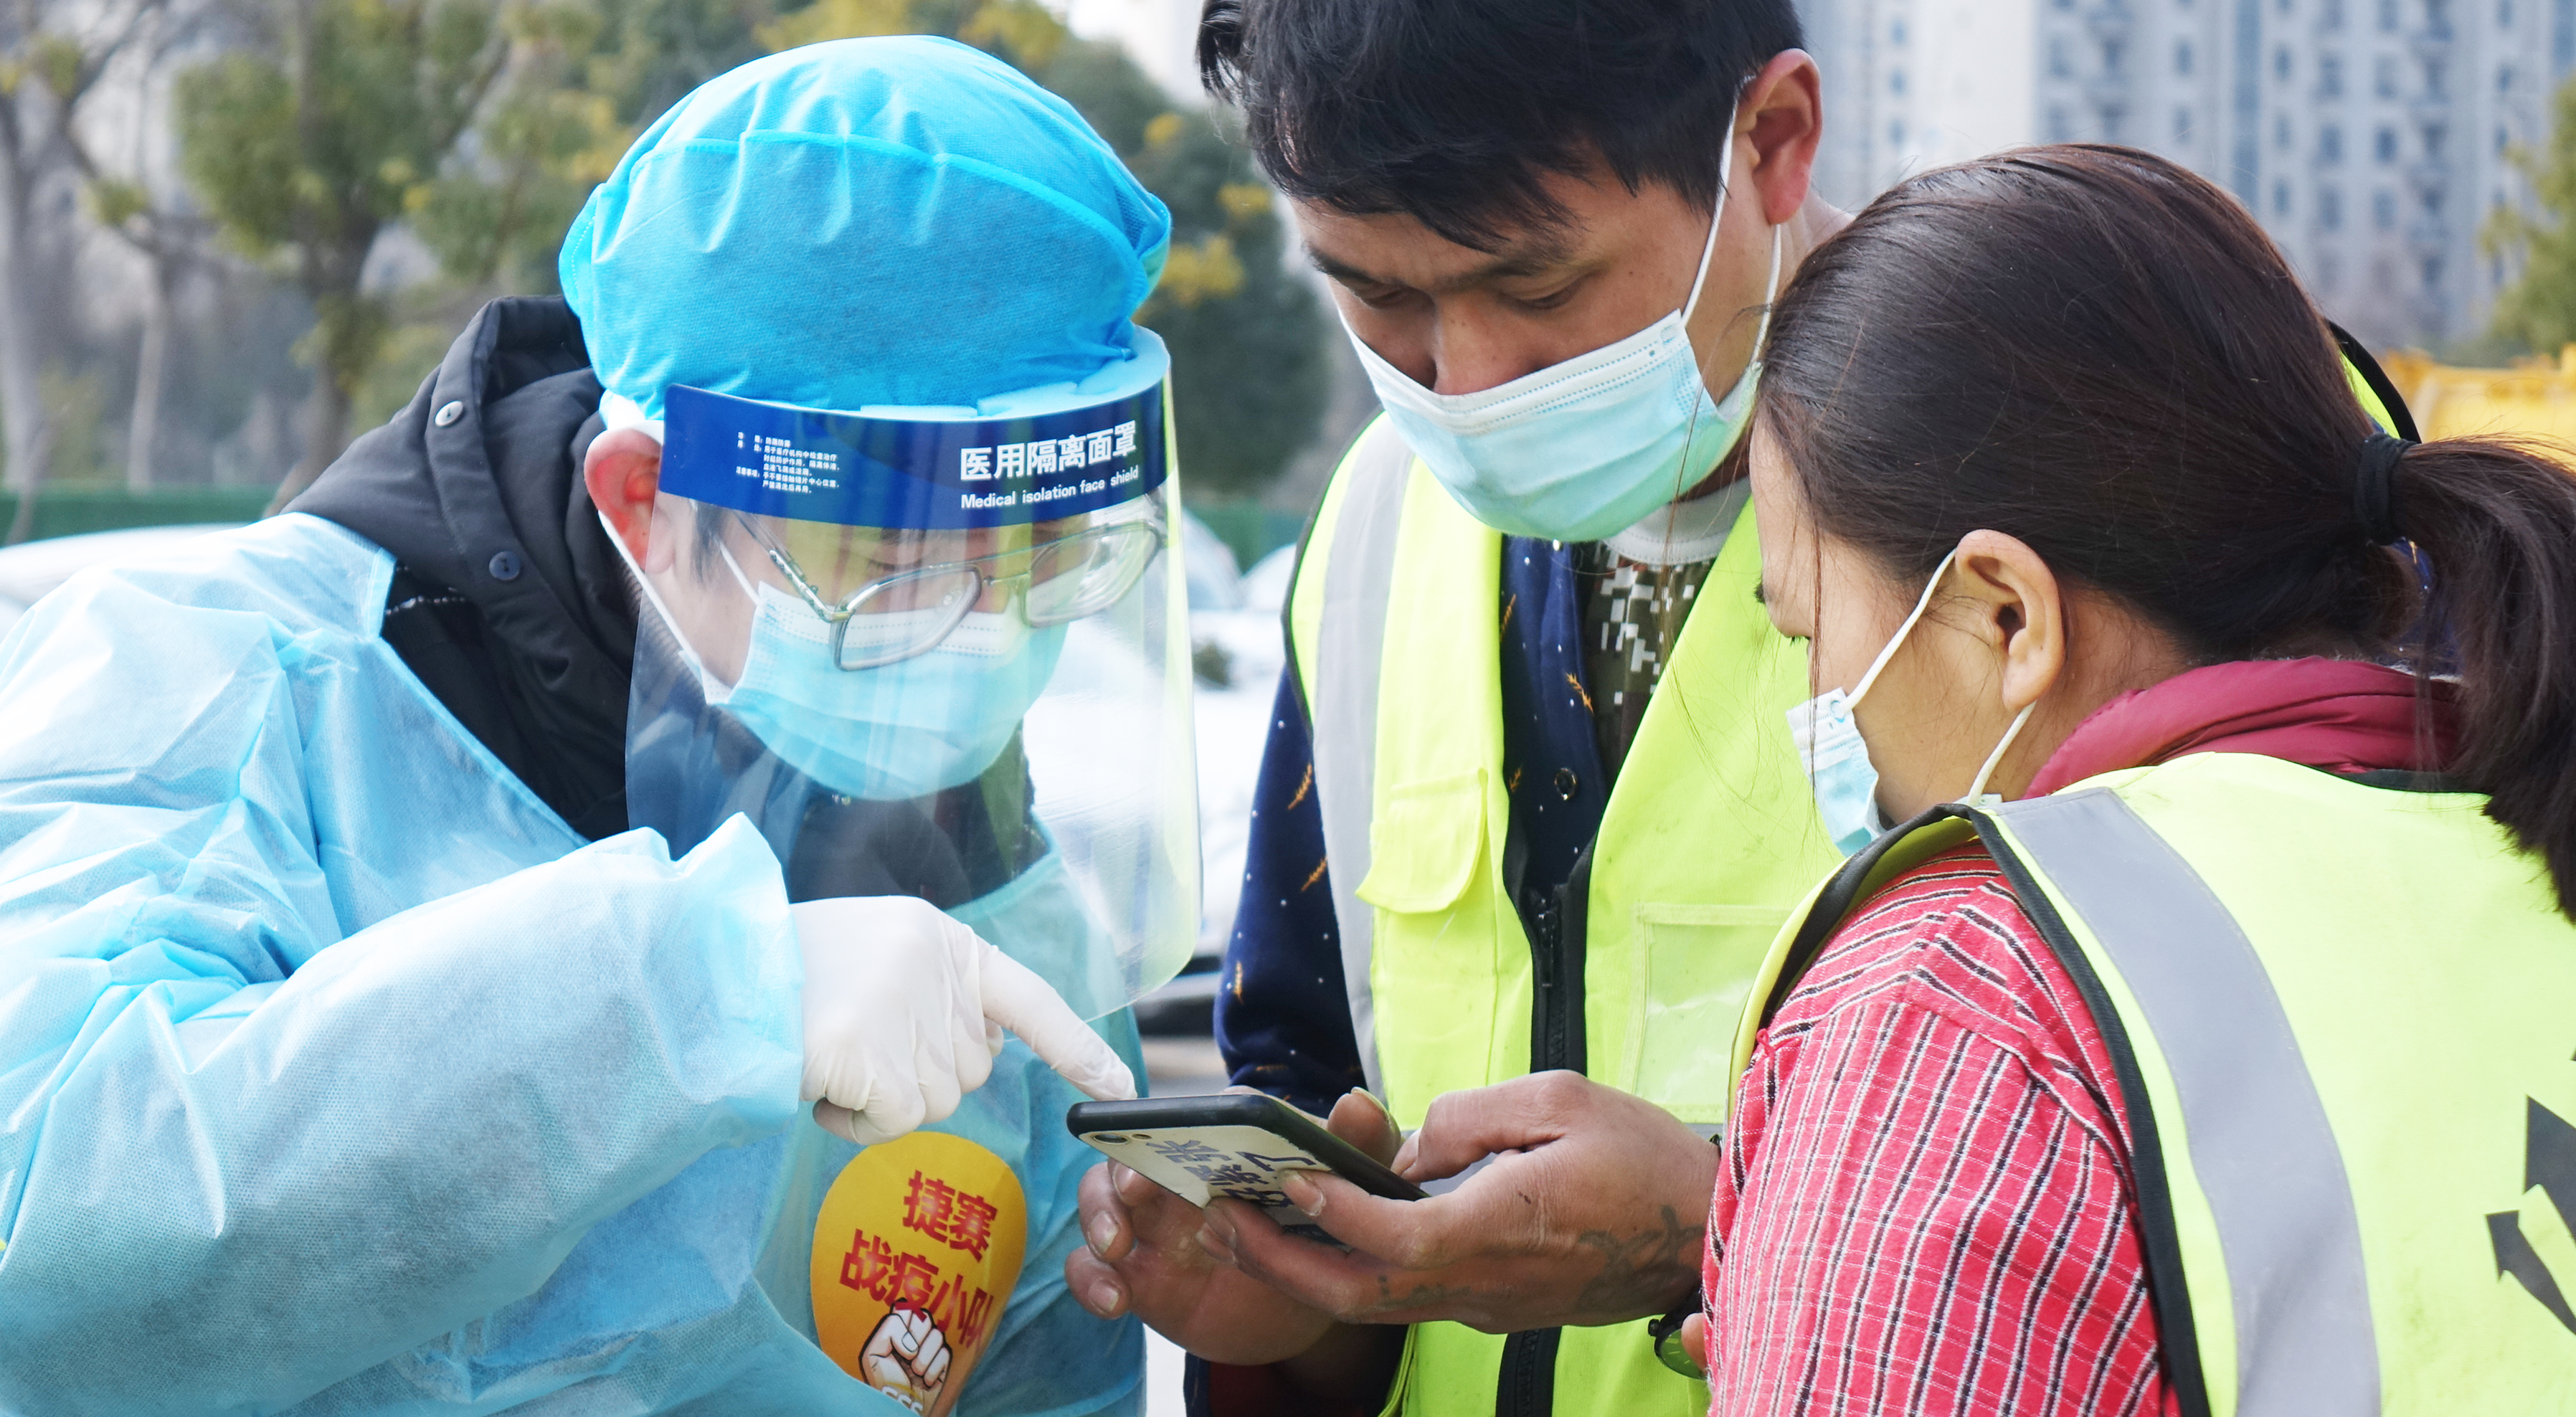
[743, 513, 1165, 670]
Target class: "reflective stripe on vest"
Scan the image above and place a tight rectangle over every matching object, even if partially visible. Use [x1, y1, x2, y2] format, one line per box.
[1999, 788, 2375, 1414]
[1286, 417, 1842, 1417]
[1740, 753, 2576, 1416]
[1297, 417, 1414, 1096]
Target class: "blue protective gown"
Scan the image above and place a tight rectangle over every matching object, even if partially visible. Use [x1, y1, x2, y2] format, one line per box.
[0, 513, 1142, 1416]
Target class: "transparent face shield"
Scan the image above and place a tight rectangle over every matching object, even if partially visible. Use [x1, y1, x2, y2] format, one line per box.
[615, 346, 1198, 1020]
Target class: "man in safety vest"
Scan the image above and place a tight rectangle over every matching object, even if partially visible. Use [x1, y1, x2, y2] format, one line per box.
[1069, 2, 1848, 1413]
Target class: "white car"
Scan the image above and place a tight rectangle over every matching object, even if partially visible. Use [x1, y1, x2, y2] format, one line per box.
[0, 525, 244, 640]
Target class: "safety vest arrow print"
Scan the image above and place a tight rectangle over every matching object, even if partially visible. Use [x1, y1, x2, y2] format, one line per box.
[2490, 1095, 2576, 1335]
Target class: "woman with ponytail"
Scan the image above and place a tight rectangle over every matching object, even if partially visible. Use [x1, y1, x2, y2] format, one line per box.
[1694, 145, 2576, 1413]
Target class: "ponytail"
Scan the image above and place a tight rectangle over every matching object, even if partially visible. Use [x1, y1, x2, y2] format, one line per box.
[2389, 436, 2576, 916]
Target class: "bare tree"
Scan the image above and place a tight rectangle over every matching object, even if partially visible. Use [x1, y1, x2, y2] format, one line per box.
[0, 0, 158, 542]
[57, 0, 212, 492]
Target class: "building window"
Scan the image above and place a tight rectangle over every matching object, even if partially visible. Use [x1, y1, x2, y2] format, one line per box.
[2177, 39, 2195, 73]
[2321, 54, 2345, 96]
[2322, 124, 2345, 162]
[2380, 0, 2400, 28]
[2501, 123, 2514, 153]
[2500, 66, 2515, 92]
[2322, 186, 2346, 229]
[2374, 189, 2398, 228]
[2376, 54, 2400, 98]
[2050, 34, 2073, 77]
[1891, 120, 1908, 148]
[2504, 0, 2516, 22]
[2325, 0, 2346, 26]
[1892, 68, 1908, 95]
[2047, 106, 2073, 141]
[2277, 113, 2294, 148]
[2376, 125, 2400, 161]
[2424, 257, 2444, 290]
[2318, 252, 2342, 292]
[2275, 179, 2293, 215]
[1892, 17, 1909, 43]
[2276, 46, 2293, 80]
[2177, 106, 2195, 141]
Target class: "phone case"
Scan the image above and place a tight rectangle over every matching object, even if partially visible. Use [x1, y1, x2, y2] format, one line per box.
[1067, 1095, 1424, 1241]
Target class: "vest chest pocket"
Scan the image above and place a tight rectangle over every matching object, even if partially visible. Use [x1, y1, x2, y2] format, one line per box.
[1359, 771, 1497, 1109]
[1626, 904, 1791, 1126]
[1358, 770, 1487, 914]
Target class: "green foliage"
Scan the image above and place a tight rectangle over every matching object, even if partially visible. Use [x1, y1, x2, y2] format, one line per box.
[164, 0, 1329, 498]
[174, 0, 516, 423]
[409, 7, 630, 290]
[1124, 109, 1325, 498]
[2487, 75, 2576, 353]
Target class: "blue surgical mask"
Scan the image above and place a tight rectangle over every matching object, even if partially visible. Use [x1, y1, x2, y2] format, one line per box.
[1343, 108, 1783, 544]
[719, 554, 1067, 800]
[1787, 549, 2038, 855]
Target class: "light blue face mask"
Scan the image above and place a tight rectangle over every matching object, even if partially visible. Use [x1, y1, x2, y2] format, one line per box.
[1787, 549, 2039, 855]
[1343, 108, 1783, 544]
[713, 549, 1069, 800]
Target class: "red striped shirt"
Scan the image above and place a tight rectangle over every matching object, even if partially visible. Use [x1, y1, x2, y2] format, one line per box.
[1703, 845, 2172, 1416]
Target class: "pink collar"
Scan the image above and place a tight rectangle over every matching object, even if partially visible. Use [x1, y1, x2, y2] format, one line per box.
[2024, 658, 2453, 797]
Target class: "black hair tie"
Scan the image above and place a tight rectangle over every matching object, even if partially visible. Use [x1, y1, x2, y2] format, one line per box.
[2353, 432, 2414, 546]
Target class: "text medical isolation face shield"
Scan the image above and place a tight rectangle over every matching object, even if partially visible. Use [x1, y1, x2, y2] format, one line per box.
[615, 337, 1196, 1020]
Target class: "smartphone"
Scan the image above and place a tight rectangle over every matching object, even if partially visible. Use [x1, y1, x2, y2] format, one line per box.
[1066, 1093, 1427, 1241]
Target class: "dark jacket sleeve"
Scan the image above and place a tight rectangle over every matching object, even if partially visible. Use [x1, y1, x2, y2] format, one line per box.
[1211, 668, 1367, 1116]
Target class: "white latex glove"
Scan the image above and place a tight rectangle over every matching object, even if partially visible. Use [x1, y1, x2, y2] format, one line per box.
[792, 896, 1137, 1146]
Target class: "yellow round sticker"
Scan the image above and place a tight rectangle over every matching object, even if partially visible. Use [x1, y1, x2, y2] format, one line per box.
[810, 1132, 1028, 1416]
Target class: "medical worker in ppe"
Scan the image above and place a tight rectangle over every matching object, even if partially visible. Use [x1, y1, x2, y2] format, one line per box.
[0, 36, 1195, 1417]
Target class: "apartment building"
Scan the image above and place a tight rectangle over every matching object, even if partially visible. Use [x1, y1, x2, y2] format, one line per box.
[1806, 0, 2576, 348]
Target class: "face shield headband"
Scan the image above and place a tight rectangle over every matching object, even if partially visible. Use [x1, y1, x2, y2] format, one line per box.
[650, 340, 1172, 535]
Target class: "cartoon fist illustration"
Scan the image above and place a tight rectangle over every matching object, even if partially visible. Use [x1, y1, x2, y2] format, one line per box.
[858, 1307, 951, 1412]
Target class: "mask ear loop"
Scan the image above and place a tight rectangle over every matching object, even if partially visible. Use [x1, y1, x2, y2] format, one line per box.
[1966, 701, 2038, 805]
[1677, 105, 1741, 323]
[1658, 106, 1786, 535]
[1846, 548, 1960, 711]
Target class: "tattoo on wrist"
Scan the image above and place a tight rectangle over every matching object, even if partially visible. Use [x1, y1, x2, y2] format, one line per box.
[1572, 1205, 1704, 1316]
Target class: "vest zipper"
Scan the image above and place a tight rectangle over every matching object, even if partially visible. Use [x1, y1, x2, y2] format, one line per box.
[1528, 844, 1593, 1076]
[1495, 1328, 1561, 1417]
[1498, 844, 1594, 1416]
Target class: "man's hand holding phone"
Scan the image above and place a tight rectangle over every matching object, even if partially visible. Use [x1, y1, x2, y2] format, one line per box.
[1065, 1089, 1401, 1365]
[1066, 1071, 1715, 1403]
[1193, 1073, 1715, 1334]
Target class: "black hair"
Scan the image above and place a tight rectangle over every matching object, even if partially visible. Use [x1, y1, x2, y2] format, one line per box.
[1759, 144, 2576, 915]
[1197, 0, 1804, 250]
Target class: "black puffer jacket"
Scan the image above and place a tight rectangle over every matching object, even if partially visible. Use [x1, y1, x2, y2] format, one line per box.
[290, 298, 635, 839]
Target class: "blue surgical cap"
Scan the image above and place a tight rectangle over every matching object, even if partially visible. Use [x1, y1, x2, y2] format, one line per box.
[561, 36, 1172, 421]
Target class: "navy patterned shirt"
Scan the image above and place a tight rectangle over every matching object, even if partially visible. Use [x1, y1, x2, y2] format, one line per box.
[1213, 537, 1612, 1113]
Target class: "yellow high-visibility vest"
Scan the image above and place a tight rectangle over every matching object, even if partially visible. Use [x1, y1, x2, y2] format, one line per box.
[1736, 752, 2576, 1416]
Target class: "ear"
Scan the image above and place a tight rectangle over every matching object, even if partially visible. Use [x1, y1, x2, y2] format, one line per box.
[1950, 529, 2068, 714]
[1740, 50, 1824, 227]
[584, 427, 666, 569]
